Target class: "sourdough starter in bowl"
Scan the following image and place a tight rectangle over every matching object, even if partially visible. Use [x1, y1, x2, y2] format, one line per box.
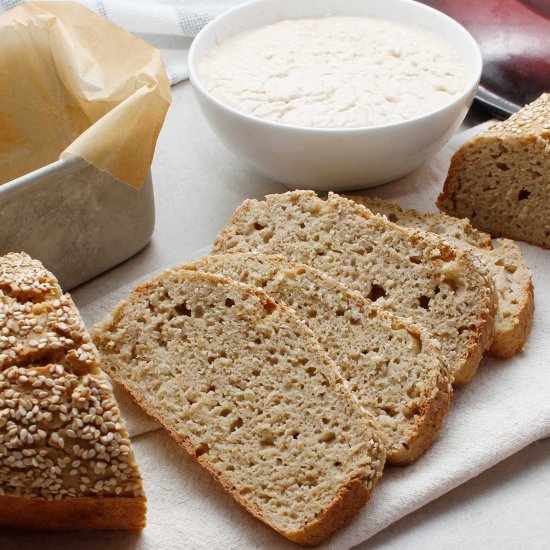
[198, 16, 467, 128]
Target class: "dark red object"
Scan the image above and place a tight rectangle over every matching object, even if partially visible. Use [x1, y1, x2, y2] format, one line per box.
[422, 0, 550, 117]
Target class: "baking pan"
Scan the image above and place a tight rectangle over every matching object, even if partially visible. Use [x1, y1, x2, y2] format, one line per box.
[0, 157, 155, 290]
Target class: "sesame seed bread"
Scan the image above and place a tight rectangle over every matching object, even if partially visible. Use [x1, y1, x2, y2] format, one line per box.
[93, 268, 386, 546]
[213, 191, 497, 385]
[192, 253, 452, 465]
[438, 93, 550, 248]
[347, 196, 534, 359]
[0, 252, 146, 531]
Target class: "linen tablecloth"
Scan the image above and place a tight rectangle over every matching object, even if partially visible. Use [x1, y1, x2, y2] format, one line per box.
[3, 122, 547, 550]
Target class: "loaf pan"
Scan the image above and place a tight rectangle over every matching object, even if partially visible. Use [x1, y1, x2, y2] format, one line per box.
[0, 157, 155, 290]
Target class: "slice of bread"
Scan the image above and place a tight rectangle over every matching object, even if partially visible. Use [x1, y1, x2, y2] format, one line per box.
[347, 196, 534, 358]
[0, 252, 145, 530]
[438, 93, 550, 248]
[93, 268, 385, 546]
[192, 253, 452, 465]
[213, 191, 497, 385]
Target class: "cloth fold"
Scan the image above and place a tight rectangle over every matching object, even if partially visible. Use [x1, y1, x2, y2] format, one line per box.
[56, 123, 550, 549]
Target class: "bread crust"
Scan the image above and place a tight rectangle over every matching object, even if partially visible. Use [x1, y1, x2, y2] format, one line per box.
[489, 277, 534, 359]
[0, 495, 146, 531]
[347, 196, 533, 361]
[213, 191, 497, 387]
[95, 269, 386, 545]
[191, 253, 453, 465]
[438, 94, 550, 249]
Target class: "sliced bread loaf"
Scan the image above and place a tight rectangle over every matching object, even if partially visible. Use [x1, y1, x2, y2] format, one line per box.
[0, 252, 145, 530]
[347, 196, 534, 358]
[437, 93, 550, 248]
[192, 253, 452, 465]
[213, 191, 497, 385]
[93, 268, 385, 546]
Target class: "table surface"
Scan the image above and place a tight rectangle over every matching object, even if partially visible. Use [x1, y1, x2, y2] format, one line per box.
[72, 82, 550, 550]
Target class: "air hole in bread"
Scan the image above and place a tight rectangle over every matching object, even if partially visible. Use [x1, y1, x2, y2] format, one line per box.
[318, 431, 336, 444]
[253, 222, 265, 231]
[518, 188, 531, 201]
[229, 417, 243, 432]
[195, 443, 210, 457]
[388, 213, 398, 222]
[368, 284, 386, 302]
[174, 302, 191, 316]
[410, 256, 421, 264]
[496, 162, 510, 171]
[225, 298, 235, 307]
[419, 295, 430, 310]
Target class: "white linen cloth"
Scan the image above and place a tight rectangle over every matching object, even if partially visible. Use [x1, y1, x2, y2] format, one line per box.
[0, 0, 245, 84]
[2, 123, 548, 549]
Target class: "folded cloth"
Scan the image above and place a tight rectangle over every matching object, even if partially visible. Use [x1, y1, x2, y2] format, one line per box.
[3, 123, 549, 549]
[0, 0, 246, 84]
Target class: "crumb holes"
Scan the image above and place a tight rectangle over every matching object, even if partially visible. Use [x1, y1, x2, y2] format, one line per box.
[260, 436, 275, 447]
[435, 286, 441, 295]
[334, 461, 342, 467]
[194, 306, 204, 318]
[368, 284, 386, 302]
[239, 487, 252, 495]
[518, 188, 531, 201]
[388, 213, 398, 223]
[175, 302, 191, 316]
[381, 406, 397, 417]
[299, 222, 306, 228]
[496, 162, 510, 171]
[252, 368, 261, 376]
[306, 366, 316, 377]
[263, 301, 276, 315]
[220, 408, 231, 417]
[336, 308, 346, 317]
[206, 384, 216, 393]
[225, 298, 235, 308]
[225, 464, 235, 471]
[410, 256, 422, 264]
[195, 442, 209, 457]
[307, 309, 318, 318]
[229, 417, 243, 433]
[419, 295, 430, 310]
[253, 222, 265, 231]
[367, 310, 377, 319]
[291, 430, 300, 439]
[207, 357, 215, 364]
[350, 317, 361, 326]
[318, 431, 336, 443]
[322, 417, 329, 425]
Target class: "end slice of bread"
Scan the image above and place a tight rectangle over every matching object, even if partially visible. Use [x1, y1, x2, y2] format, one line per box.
[437, 93, 550, 248]
[347, 196, 534, 358]
[93, 268, 385, 545]
[213, 191, 496, 385]
[0, 252, 146, 530]
[192, 253, 452, 465]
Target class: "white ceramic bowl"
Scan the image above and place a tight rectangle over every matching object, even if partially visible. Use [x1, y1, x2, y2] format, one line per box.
[189, 0, 482, 191]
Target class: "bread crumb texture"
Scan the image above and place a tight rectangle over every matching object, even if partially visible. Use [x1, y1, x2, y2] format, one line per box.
[348, 196, 534, 358]
[213, 191, 496, 385]
[438, 93, 550, 248]
[93, 268, 385, 544]
[192, 253, 451, 464]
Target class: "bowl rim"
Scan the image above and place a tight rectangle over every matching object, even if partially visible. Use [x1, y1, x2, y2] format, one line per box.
[188, 0, 483, 134]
